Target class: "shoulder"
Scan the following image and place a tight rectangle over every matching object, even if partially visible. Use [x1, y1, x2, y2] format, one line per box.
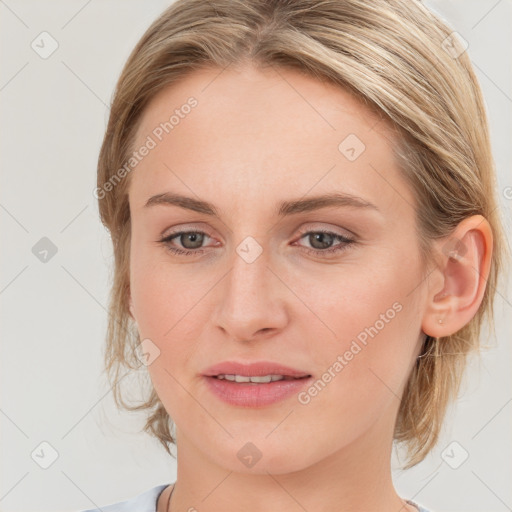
[77, 484, 169, 512]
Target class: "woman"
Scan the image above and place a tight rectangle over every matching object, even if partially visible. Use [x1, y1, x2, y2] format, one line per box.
[84, 0, 508, 511]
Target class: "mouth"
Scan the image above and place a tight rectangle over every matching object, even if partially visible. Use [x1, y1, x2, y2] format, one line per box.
[201, 362, 313, 407]
[210, 374, 311, 383]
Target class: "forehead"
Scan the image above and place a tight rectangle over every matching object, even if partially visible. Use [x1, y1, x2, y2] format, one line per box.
[128, 63, 415, 220]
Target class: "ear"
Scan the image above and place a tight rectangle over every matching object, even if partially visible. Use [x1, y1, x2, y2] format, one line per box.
[421, 214, 493, 338]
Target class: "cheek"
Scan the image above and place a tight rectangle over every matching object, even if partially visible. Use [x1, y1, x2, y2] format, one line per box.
[129, 235, 203, 336]
[291, 253, 415, 342]
[131, 262, 203, 393]
[292, 254, 421, 403]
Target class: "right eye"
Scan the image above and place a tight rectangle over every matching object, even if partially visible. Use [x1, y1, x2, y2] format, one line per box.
[159, 230, 214, 256]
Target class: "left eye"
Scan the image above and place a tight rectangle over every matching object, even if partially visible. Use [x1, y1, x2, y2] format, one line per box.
[294, 229, 355, 256]
[159, 229, 355, 257]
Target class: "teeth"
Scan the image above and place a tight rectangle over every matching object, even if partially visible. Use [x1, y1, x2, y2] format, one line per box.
[216, 374, 286, 383]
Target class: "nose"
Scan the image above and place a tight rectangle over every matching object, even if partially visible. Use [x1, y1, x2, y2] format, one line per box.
[212, 242, 288, 342]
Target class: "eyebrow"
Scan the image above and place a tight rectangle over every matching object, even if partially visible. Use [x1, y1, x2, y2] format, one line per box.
[144, 191, 380, 217]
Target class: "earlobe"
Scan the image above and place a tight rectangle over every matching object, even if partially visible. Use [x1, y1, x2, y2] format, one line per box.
[421, 215, 493, 339]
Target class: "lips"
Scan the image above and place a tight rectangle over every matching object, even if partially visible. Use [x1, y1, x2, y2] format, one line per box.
[202, 361, 314, 407]
[202, 360, 312, 379]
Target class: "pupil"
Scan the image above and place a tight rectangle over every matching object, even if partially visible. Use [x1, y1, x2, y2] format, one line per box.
[182, 232, 203, 249]
[310, 232, 333, 249]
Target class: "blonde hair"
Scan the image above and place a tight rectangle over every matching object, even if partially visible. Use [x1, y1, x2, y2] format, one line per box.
[96, 0, 509, 468]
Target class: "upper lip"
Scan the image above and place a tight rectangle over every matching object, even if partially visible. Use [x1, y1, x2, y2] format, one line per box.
[202, 361, 311, 378]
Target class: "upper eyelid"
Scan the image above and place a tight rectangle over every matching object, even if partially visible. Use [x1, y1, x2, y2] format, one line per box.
[162, 221, 355, 238]
[295, 223, 356, 238]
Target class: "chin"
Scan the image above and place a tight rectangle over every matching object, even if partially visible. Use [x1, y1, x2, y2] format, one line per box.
[203, 434, 320, 475]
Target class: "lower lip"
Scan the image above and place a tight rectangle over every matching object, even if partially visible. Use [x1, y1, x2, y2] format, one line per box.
[203, 376, 313, 407]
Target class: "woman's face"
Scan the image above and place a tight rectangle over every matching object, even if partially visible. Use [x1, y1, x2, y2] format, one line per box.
[127, 63, 429, 473]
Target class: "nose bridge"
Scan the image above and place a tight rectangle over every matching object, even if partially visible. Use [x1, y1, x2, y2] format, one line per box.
[230, 238, 269, 299]
[214, 235, 287, 340]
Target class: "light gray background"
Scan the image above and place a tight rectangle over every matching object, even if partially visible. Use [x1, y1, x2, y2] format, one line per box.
[1, 1, 511, 511]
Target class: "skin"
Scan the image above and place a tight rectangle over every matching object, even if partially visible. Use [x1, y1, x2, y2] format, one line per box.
[126, 63, 493, 512]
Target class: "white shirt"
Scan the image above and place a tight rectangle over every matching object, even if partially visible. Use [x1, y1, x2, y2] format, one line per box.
[78, 483, 433, 512]
[79, 484, 168, 512]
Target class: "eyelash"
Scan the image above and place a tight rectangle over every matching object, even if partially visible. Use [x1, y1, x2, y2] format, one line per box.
[158, 228, 356, 258]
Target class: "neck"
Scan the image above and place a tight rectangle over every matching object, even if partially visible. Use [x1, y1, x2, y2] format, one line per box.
[165, 409, 415, 512]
